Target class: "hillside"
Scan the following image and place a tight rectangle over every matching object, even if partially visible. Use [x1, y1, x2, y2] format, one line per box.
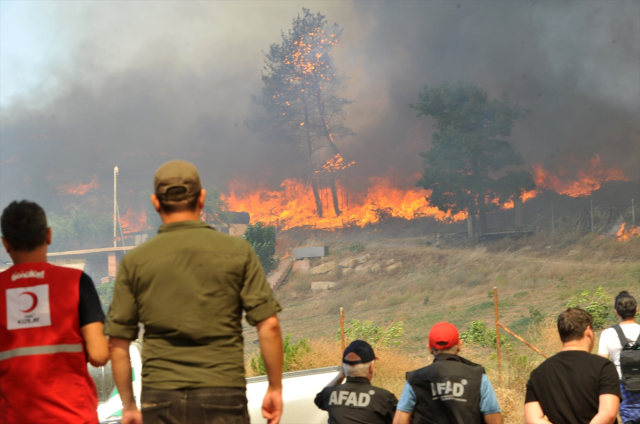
[242, 233, 639, 422]
[245, 233, 640, 350]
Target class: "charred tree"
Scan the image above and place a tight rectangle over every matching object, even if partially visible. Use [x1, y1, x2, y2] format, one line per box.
[246, 8, 354, 218]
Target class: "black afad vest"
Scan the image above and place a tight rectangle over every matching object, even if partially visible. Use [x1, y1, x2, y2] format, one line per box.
[407, 354, 484, 424]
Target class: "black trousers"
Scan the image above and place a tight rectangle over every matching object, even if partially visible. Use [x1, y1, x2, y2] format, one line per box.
[141, 387, 250, 424]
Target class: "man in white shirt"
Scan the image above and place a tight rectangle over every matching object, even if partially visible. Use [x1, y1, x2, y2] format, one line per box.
[599, 290, 640, 424]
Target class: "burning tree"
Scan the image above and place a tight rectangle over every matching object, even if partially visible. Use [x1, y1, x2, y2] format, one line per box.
[246, 8, 354, 218]
[413, 81, 535, 240]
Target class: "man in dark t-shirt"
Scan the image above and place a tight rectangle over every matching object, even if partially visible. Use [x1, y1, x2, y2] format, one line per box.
[525, 308, 620, 424]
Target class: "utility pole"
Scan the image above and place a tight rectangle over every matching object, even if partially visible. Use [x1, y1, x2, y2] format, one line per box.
[551, 201, 554, 232]
[590, 200, 594, 233]
[633, 199, 636, 227]
[114, 166, 119, 247]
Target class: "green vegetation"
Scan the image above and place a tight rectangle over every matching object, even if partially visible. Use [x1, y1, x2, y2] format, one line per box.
[338, 319, 404, 347]
[203, 185, 230, 226]
[243, 222, 277, 273]
[349, 243, 366, 253]
[250, 334, 311, 375]
[95, 281, 115, 314]
[48, 208, 112, 251]
[460, 320, 503, 348]
[566, 286, 613, 329]
[412, 81, 535, 236]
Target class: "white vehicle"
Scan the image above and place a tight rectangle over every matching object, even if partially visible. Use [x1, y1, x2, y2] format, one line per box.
[98, 343, 339, 423]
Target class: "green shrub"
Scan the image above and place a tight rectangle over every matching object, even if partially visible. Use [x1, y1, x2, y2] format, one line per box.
[337, 319, 404, 347]
[95, 281, 115, 313]
[349, 243, 365, 253]
[460, 321, 504, 348]
[528, 306, 544, 324]
[250, 334, 311, 375]
[566, 286, 613, 329]
[243, 222, 276, 273]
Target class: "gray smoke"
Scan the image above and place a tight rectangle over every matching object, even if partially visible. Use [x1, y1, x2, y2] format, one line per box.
[1, 1, 638, 213]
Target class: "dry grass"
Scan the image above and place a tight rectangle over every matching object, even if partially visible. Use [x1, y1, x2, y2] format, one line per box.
[246, 334, 559, 423]
[242, 234, 640, 422]
[263, 238, 639, 353]
[246, 313, 621, 423]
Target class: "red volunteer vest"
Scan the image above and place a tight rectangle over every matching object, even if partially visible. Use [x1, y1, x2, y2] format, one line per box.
[0, 262, 98, 424]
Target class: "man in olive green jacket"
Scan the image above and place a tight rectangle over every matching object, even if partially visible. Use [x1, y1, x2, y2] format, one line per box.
[106, 160, 284, 424]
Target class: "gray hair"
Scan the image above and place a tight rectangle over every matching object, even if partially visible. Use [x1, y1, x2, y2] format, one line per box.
[343, 360, 374, 377]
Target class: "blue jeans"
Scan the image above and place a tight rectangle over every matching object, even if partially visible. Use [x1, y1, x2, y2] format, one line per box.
[620, 383, 640, 424]
[141, 386, 249, 424]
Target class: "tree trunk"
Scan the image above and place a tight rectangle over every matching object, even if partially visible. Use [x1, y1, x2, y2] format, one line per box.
[328, 174, 341, 217]
[478, 195, 487, 235]
[514, 199, 524, 228]
[302, 92, 323, 218]
[312, 75, 342, 216]
[311, 175, 323, 218]
[467, 213, 477, 243]
[479, 209, 487, 235]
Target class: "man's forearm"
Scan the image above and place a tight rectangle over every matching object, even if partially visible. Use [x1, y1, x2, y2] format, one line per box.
[325, 368, 346, 387]
[256, 315, 283, 389]
[589, 413, 617, 424]
[484, 412, 503, 424]
[109, 337, 136, 410]
[392, 410, 412, 424]
[524, 402, 552, 424]
[590, 394, 619, 424]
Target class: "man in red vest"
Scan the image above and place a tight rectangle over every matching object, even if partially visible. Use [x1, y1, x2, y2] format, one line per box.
[0, 200, 109, 424]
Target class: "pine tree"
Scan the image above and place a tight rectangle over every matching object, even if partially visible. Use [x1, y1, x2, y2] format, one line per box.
[246, 8, 354, 217]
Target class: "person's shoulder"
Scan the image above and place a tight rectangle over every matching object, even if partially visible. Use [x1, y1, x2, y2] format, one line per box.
[317, 385, 335, 398]
[530, 353, 559, 372]
[45, 262, 83, 277]
[120, 236, 159, 261]
[585, 351, 615, 364]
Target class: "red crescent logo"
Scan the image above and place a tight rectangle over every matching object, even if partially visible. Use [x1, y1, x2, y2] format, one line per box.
[18, 292, 38, 313]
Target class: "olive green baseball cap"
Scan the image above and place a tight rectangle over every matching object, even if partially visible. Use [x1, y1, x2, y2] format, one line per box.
[154, 160, 202, 201]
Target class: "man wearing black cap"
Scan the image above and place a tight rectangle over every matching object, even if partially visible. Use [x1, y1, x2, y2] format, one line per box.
[314, 340, 398, 424]
[105, 160, 284, 424]
[393, 322, 502, 424]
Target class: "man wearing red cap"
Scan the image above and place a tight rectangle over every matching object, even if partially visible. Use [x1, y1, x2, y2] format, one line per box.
[393, 322, 502, 424]
[315, 340, 398, 424]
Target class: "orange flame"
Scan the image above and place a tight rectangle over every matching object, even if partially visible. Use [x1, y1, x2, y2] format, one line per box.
[532, 155, 628, 198]
[120, 208, 149, 234]
[317, 153, 355, 173]
[56, 175, 99, 195]
[616, 223, 640, 242]
[223, 177, 466, 230]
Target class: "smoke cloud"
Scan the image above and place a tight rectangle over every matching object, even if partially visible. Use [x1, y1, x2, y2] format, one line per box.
[1, 1, 638, 213]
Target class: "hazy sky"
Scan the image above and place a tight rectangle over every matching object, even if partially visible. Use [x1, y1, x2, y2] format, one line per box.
[1, 1, 638, 213]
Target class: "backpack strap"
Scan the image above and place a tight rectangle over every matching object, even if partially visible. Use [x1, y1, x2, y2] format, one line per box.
[613, 324, 631, 348]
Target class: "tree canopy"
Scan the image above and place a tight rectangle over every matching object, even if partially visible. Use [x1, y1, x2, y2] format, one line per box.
[243, 222, 276, 273]
[413, 81, 535, 235]
[246, 8, 354, 218]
